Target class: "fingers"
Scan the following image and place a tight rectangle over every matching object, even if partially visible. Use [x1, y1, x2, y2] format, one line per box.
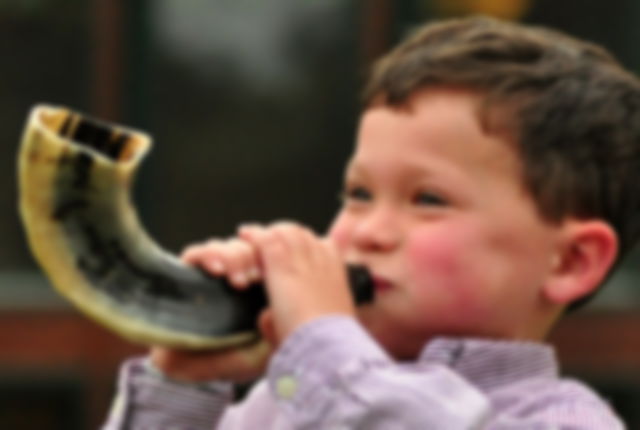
[181, 238, 262, 288]
[238, 221, 353, 341]
[258, 309, 278, 348]
[238, 222, 343, 290]
[238, 221, 321, 266]
[150, 340, 272, 383]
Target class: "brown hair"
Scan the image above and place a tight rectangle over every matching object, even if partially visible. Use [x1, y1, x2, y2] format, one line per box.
[364, 16, 640, 306]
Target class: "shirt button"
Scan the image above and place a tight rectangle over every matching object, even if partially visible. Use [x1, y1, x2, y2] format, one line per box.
[275, 375, 298, 400]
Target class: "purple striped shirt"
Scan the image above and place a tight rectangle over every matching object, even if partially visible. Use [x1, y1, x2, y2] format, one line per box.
[103, 316, 624, 429]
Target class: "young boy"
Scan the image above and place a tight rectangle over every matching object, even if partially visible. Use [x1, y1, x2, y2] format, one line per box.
[103, 16, 639, 429]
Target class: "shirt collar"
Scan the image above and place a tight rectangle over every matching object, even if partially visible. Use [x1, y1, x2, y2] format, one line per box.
[419, 337, 559, 391]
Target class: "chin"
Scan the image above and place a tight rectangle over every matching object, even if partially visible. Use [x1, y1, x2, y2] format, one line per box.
[357, 314, 429, 360]
[380, 338, 425, 361]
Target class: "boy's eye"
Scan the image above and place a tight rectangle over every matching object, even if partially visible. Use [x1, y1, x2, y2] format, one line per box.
[413, 191, 446, 206]
[342, 186, 372, 202]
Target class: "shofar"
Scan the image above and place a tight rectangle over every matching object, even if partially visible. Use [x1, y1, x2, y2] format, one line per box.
[18, 104, 372, 349]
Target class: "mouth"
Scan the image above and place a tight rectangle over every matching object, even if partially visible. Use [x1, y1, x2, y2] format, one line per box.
[372, 275, 394, 293]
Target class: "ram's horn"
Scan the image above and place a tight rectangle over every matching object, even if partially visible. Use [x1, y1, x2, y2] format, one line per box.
[18, 104, 373, 349]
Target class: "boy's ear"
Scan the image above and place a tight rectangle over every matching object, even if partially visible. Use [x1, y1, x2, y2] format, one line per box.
[543, 220, 618, 305]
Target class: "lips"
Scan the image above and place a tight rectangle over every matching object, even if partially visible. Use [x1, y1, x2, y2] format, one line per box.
[372, 276, 394, 293]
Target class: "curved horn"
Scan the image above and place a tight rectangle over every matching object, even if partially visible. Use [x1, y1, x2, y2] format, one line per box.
[18, 105, 373, 349]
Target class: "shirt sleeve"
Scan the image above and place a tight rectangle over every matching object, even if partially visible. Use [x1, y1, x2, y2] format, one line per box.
[101, 356, 234, 430]
[266, 315, 492, 429]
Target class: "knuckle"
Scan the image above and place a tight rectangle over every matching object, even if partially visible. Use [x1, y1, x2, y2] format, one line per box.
[271, 220, 300, 234]
[271, 221, 314, 240]
[322, 237, 338, 252]
[228, 239, 254, 260]
[203, 238, 224, 247]
[198, 239, 225, 255]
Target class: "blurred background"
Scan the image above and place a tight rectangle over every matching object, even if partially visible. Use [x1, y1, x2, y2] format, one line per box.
[1, 0, 640, 428]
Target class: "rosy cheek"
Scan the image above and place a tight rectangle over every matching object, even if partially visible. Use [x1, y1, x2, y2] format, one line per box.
[408, 230, 464, 279]
[406, 227, 482, 311]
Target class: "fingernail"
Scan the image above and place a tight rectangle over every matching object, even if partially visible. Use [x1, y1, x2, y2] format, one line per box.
[247, 266, 261, 281]
[238, 223, 260, 233]
[207, 259, 225, 274]
[232, 272, 249, 287]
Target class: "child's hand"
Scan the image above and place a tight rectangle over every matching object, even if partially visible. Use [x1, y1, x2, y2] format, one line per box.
[149, 224, 356, 382]
[150, 239, 273, 383]
[238, 222, 356, 343]
[150, 340, 271, 383]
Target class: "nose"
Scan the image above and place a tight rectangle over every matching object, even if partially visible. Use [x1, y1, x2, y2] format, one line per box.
[352, 205, 402, 252]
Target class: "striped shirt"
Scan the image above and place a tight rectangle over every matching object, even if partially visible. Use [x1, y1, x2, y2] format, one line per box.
[103, 316, 624, 429]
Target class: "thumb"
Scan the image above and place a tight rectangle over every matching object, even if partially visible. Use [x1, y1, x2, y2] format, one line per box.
[258, 310, 280, 347]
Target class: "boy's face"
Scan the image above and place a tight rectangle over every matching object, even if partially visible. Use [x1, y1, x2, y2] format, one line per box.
[328, 89, 563, 359]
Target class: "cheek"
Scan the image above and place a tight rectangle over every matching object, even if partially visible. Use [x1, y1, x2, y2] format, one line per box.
[405, 226, 488, 311]
[407, 228, 470, 282]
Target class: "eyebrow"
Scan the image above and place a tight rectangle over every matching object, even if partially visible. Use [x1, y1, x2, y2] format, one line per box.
[343, 161, 373, 182]
[344, 157, 475, 197]
[345, 158, 438, 179]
